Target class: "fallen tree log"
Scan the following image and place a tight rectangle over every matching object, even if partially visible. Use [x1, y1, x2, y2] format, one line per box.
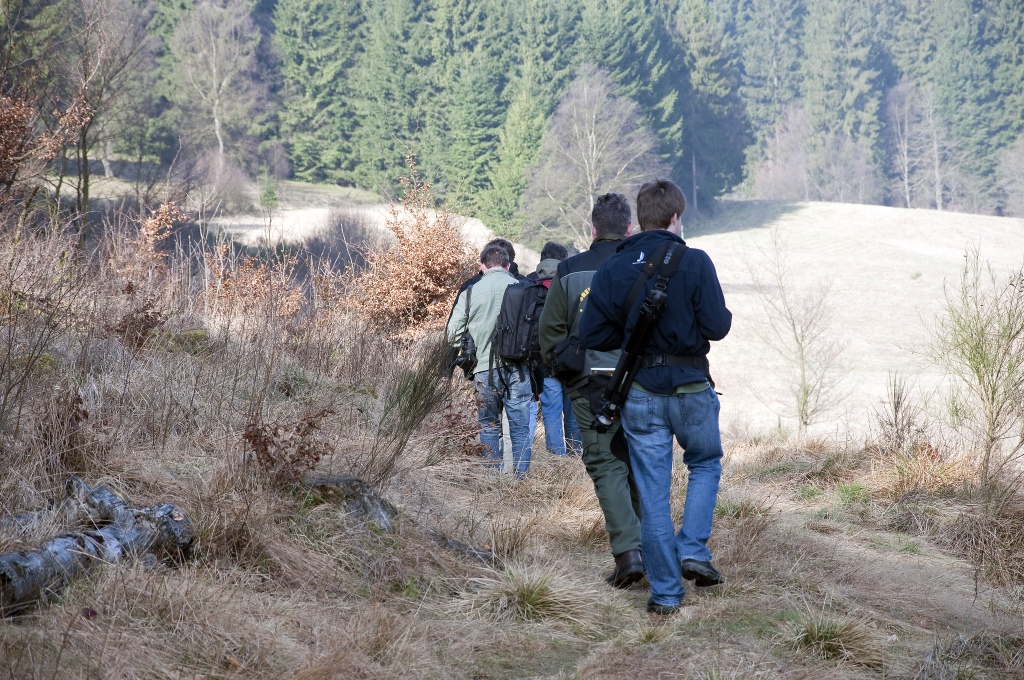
[0, 476, 193, 616]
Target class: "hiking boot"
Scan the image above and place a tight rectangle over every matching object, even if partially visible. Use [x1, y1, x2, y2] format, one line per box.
[605, 549, 645, 588]
[646, 598, 680, 615]
[680, 559, 724, 587]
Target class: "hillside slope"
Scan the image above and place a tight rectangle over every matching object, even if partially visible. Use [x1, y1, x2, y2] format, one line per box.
[691, 200, 1024, 434]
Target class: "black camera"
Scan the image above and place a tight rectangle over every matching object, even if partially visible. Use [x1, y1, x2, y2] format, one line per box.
[450, 333, 478, 379]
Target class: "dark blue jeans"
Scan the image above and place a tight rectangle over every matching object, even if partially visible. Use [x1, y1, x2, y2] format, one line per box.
[621, 386, 723, 607]
[474, 367, 534, 478]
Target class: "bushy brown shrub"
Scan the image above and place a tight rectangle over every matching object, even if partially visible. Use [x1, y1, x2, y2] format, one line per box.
[243, 408, 336, 484]
[351, 157, 474, 336]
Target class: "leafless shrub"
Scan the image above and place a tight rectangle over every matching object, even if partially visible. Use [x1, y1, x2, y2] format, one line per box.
[934, 248, 1024, 498]
[305, 206, 390, 273]
[941, 502, 1024, 586]
[106, 297, 166, 349]
[748, 227, 848, 430]
[872, 371, 925, 456]
[0, 232, 88, 436]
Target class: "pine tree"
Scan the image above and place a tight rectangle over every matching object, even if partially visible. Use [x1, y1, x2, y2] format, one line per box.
[933, 0, 1024, 205]
[733, 0, 803, 148]
[578, 0, 688, 175]
[273, 0, 361, 182]
[675, 0, 748, 210]
[800, 0, 884, 148]
[347, 0, 427, 193]
[416, 0, 513, 198]
[477, 82, 548, 236]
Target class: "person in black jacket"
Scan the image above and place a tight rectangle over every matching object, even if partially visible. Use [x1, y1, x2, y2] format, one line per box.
[538, 193, 645, 588]
[579, 179, 731, 615]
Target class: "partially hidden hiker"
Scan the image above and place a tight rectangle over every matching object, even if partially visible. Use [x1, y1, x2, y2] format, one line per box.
[530, 242, 582, 458]
[487, 243, 574, 477]
[537, 193, 645, 588]
[579, 179, 731, 615]
[446, 244, 533, 474]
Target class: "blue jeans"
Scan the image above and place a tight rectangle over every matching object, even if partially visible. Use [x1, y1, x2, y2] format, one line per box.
[621, 386, 723, 607]
[540, 377, 582, 456]
[474, 367, 535, 477]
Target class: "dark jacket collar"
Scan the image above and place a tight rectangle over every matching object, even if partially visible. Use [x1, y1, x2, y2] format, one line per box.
[616, 229, 684, 253]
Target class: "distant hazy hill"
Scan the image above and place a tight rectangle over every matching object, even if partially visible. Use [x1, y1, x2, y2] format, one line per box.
[692, 200, 1024, 434]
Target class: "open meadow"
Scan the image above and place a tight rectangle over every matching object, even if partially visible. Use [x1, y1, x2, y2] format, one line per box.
[1, 192, 1023, 679]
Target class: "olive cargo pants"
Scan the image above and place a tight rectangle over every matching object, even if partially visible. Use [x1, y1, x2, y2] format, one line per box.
[569, 389, 643, 557]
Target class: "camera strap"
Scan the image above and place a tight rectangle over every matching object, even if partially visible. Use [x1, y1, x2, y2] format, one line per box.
[619, 241, 687, 327]
[461, 284, 473, 332]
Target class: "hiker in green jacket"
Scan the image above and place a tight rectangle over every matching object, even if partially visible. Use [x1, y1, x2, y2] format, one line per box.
[446, 244, 533, 473]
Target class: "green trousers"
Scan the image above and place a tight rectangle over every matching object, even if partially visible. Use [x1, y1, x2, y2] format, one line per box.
[569, 390, 642, 557]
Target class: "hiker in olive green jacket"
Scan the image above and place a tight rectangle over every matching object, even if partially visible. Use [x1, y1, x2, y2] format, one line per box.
[538, 193, 645, 589]
[447, 244, 533, 474]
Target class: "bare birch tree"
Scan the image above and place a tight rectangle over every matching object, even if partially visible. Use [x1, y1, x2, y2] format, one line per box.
[749, 227, 848, 430]
[170, 0, 261, 167]
[522, 64, 666, 248]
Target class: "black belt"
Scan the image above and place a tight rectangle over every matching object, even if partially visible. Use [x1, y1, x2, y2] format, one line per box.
[639, 354, 708, 370]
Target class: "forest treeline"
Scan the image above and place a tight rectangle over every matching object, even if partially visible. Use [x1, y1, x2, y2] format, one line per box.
[3, 0, 1024, 247]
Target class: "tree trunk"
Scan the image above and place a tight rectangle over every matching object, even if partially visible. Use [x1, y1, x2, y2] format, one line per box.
[0, 477, 193, 616]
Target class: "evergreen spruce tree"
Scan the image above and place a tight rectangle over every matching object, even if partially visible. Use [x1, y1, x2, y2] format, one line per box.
[579, 0, 688, 175]
[416, 0, 513, 199]
[675, 0, 748, 209]
[475, 0, 580, 233]
[733, 0, 803, 149]
[933, 0, 1024, 205]
[800, 0, 884, 148]
[273, 0, 361, 182]
[347, 0, 427, 193]
[477, 82, 548, 236]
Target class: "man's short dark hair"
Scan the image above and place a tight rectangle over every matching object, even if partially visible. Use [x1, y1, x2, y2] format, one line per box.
[480, 244, 510, 269]
[485, 238, 515, 263]
[540, 241, 569, 261]
[636, 179, 686, 231]
[591, 193, 631, 237]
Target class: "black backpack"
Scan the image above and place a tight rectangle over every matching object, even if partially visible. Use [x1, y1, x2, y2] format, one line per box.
[491, 279, 549, 364]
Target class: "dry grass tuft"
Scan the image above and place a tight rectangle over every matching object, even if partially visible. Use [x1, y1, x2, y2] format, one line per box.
[874, 441, 974, 500]
[489, 514, 538, 560]
[910, 632, 1024, 677]
[453, 564, 604, 629]
[711, 495, 778, 580]
[782, 610, 887, 668]
[941, 502, 1024, 585]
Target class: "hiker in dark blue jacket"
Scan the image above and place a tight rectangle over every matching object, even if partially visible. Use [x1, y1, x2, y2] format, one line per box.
[579, 179, 731, 615]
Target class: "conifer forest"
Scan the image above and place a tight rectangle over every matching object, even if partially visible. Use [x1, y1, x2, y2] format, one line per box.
[4, 0, 1024, 244]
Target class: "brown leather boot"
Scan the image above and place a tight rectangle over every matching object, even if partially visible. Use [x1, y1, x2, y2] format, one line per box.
[605, 549, 645, 588]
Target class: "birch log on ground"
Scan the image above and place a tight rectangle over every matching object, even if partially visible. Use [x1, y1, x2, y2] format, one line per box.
[0, 476, 193, 615]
